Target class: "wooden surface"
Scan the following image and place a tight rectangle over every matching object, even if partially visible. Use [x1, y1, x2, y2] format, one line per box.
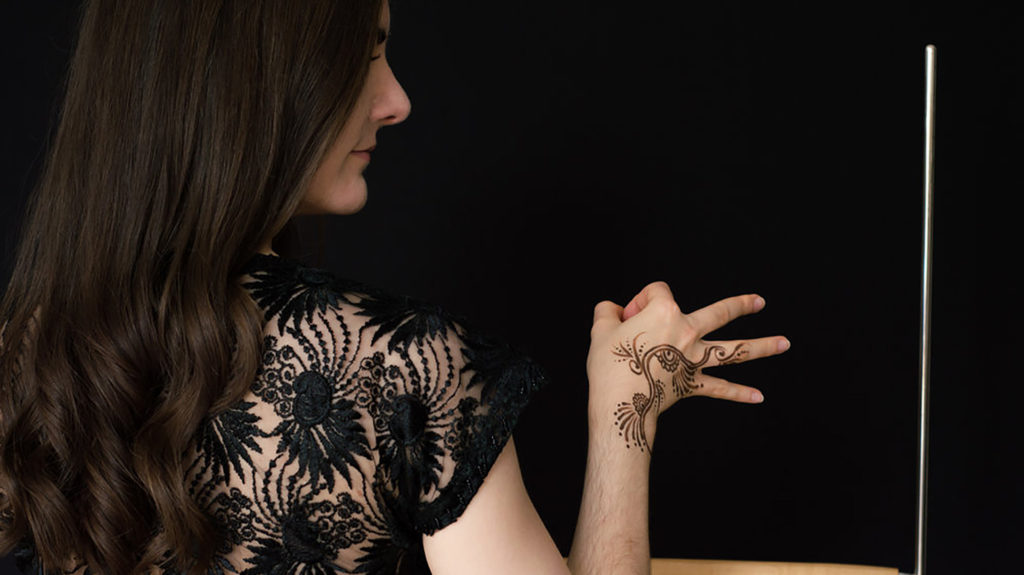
[650, 559, 900, 575]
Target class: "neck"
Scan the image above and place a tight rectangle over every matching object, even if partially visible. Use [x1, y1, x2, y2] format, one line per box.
[256, 239, 276, 256]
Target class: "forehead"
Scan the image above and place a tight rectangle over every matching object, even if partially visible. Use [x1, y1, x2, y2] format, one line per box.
[381, 2, 390, 28]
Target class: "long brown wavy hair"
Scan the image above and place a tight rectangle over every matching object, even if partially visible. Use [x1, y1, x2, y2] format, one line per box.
[0, 1, 385, 573]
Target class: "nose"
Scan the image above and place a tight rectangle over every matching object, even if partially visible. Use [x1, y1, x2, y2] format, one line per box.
[371, 64, 411, 126]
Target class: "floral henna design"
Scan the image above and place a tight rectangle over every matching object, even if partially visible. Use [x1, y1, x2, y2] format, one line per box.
[612, 333, 748, 452]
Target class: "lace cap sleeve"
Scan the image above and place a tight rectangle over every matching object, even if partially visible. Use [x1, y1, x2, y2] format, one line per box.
[351, 291, 548, 535]
[240, 254, 549, 540]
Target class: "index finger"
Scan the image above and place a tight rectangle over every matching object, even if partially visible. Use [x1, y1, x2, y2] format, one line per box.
[685, 294, 766, 337]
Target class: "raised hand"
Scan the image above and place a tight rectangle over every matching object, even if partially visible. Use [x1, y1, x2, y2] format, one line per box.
[587, 281, 789, 452]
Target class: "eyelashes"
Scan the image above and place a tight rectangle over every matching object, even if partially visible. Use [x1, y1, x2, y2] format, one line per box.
[371, 29, 389, 61]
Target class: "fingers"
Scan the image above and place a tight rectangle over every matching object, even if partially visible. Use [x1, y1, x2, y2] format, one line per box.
[695, 373, 764, 404]
[623, 281, 675, 321]
[685, 294, 765, 337]
[701, 336, 790, 367]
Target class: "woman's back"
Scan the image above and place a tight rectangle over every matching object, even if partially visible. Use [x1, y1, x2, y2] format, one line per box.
[173, 253, 541, 574]
[10, 252, 545, 574]
[0, 1, 401, 571]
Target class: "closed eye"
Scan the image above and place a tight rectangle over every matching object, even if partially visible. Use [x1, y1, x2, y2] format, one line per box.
[371, 27, 389, 61]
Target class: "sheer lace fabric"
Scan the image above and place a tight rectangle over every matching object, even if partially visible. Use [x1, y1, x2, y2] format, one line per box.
[13, 253, 546, 575]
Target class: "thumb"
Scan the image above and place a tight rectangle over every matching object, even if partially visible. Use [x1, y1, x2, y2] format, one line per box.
[622, 281, 674, 320]
[591, 300, 624, 335]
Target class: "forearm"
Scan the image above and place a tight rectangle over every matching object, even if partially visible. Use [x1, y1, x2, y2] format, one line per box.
[566, 397, 656, 575]
[567, 288, 779, 573]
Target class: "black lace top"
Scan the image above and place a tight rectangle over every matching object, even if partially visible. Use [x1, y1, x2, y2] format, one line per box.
[13, 253, 547, 575]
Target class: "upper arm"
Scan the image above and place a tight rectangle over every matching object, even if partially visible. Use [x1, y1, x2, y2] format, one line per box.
[422, 438, 570, 575]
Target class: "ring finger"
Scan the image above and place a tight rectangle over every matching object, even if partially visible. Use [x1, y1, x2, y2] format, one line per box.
[694, 373, 765, 403]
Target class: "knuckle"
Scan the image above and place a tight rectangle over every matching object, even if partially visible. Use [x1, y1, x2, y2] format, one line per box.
[709, 382, 732, 400]
[650, 297, 680, 319]
[716, 305, 732, 325]
[677, 319, 699, 344]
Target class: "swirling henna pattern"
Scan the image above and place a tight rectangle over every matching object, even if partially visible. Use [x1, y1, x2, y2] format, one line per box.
[612, 333, 748, 452]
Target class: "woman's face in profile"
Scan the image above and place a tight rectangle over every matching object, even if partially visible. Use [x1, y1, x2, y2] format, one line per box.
[299, 2, 410, 215]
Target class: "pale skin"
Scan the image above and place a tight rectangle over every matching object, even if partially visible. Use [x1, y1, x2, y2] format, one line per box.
[425, 286, 788, 575]
[264, 4, 790, 574]
[258, 2, 411, 242]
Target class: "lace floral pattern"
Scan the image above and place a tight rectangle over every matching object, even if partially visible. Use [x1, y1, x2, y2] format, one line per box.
[13, 254, 547, 575]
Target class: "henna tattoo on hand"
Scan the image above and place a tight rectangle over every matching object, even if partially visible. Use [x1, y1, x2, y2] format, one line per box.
[611, 333, 748, 452]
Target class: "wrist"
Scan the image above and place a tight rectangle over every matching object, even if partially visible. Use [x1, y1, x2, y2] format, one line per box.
[587, 393, 658, 455]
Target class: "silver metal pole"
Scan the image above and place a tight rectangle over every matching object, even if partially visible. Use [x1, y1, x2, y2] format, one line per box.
[915, 44, 936, 575]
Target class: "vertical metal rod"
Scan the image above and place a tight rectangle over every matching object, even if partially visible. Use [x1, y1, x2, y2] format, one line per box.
[915, 44, 936, 575]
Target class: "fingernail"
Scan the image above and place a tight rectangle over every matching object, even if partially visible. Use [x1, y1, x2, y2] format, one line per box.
[753, 296, 766, 311]
[778, 338, 790, 352]
[751, 391, 764, 403]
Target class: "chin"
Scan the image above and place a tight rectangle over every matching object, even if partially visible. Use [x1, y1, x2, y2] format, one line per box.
[332, 195, 367, 215]
[331, 185, 368, 214]
[297, 181, 368, 215]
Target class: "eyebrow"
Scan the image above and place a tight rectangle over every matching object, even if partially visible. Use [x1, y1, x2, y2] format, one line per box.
[376, 27, 389, 45]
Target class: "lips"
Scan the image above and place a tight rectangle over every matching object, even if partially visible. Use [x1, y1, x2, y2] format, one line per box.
[353, 145, 376, 153]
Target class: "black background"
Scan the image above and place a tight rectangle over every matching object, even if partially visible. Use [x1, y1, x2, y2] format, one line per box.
[2, 2, 1020, 574]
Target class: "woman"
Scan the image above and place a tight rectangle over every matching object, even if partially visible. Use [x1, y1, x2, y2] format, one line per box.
[0, 1, 788, 574]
